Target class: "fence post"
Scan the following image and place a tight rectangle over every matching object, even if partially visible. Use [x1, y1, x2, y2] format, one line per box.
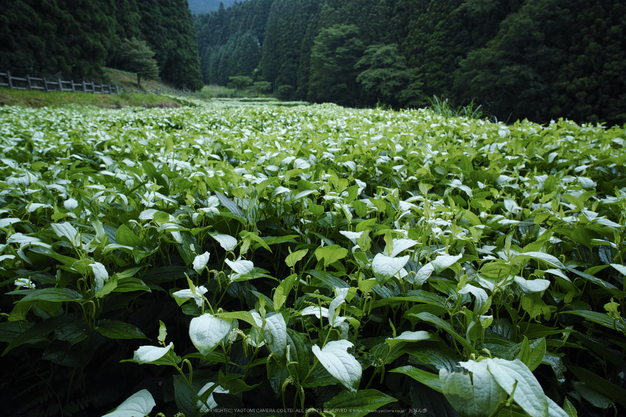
[7, 71, 13, 89]
[58, 79, 63, 91]
[43, 77, 48, 92]
[27, 75, 32, 90]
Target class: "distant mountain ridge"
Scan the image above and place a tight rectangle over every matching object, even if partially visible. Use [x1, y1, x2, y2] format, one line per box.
[188, 0, 242, 15]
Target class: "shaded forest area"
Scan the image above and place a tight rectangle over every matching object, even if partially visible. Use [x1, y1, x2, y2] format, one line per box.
[195, 0, 626, 125]
[0, 0, 203, 91]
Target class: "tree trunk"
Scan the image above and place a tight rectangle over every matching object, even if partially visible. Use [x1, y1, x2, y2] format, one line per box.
[137, 73, 142, 89]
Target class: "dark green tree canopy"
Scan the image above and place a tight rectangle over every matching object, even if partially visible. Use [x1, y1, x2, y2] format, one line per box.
[118, 37, 160, 88]
[1, 0, 203, 90]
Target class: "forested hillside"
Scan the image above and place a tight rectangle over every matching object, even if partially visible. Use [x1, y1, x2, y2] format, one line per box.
[0, 0, 203, 91]
[188, 0, 240, 15]
[195, 0, 626, 125]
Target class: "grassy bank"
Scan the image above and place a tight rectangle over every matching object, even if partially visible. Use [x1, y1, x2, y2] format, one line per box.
[0, 88, 183, 108]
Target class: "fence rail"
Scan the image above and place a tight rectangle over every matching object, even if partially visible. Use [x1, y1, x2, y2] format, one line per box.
[0, 71, 188, 96]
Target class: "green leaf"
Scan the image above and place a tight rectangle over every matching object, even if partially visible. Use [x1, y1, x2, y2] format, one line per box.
[560, 309, 626, 332]
[440, 360, 507, 417]
[391, 365, 442, 393]
[568, 366, 626, 407]
[102, 389, 156, 417]
[286, 328, 310, 381]
[514, 252, 565, 269]
[411, 312, 474, 353]
[215, 191, 243, 218]
[96, 319, 149, 340]
[306, 269, 350, 289]
[323, 389, 397, 417]
[315, 245, 349, 268]
[285, 249, 308, 268]
[517, 337, 545, 372]
[2, 315, 71, 356]
[8, 288, 83, 303]
[116, 224, 144, 247]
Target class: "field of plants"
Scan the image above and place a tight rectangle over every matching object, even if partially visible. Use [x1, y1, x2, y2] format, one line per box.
[1, 99, 625, 417]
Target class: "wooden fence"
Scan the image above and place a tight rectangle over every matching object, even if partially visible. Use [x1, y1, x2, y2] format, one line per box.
[0, 71, 186, 96]
[0, 71, 122, 94]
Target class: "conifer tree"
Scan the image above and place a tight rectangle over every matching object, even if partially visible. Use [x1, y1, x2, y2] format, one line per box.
[118, 37, 160, 89]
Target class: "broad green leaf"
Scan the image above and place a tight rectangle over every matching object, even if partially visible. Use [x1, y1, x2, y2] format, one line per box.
[517, 337, 546, 372]
[312, 340, 361, 392]
[412, 312, 474, 352]
[391, 365, 442, 393]
[274, 273, 297, 311]
[96, 319, 149, 340]
[8, 288, 83, 303]
[560, 309, 626, 332]
[189, 313, 235, 355]
[215, 191, 243, 218]
[116, 224, 144, 247]
[315, 245, 349, 268]
[514, 252, 565, 269]
[102, 389, 156, 417]
[440, 360, 506, 417]
[323, 389, 397, 417]
[568, 366, 626, 407]
[2, 315, 71, 355]
[285, 249, 308, 268]
[133, 342, 174, 364]
[286, 328, 310, 381]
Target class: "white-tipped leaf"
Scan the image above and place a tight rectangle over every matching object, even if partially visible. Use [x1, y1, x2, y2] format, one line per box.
[209, 232, 238, 251]
[372, 253, 409, 283]
[225, 258, 254, 275]
[312, 340, 361, 392]
[192, 251, 211, 274]
[133, 342, 174, 364]
[189, 314, 234, 355]
[102, 389, 156, 417]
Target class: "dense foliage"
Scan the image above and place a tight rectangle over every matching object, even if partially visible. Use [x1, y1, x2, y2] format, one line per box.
[188, 0, 239, 16]
[1, 100, 625, 416]
[195, 0, 626, 125]
[0, 0, 203, 90]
